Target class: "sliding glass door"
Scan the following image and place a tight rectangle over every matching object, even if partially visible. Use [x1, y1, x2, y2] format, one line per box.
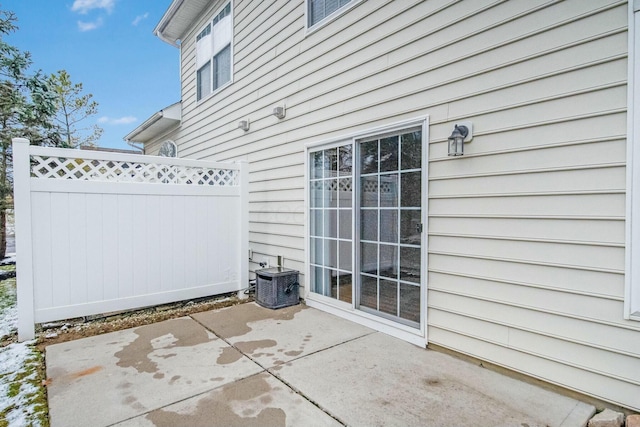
[309, 126, 424, 329]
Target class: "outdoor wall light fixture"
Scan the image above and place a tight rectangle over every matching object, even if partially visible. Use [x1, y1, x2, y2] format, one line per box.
[238, 119, 250, 132]
[447, 122, 473, 157]
[273, 105, 286, 119]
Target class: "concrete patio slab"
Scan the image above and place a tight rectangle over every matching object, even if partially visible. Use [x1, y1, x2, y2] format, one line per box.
[46, 302, 596, 427]
[192, 302, 374, 369]
[113, 372, 342, 427]
[46, 316, 263, 427]
[274, 332, 596, 427]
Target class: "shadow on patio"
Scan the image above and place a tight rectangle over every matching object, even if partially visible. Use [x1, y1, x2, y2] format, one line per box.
[45, 302, 595, 427]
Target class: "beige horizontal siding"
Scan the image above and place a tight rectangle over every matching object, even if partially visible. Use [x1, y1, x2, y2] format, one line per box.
[169, 0, 640, 411]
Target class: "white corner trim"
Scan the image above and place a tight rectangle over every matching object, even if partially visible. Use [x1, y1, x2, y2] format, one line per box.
[625, 0, 640, 320]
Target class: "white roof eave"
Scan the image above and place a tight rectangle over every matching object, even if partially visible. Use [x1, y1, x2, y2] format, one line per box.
[154, 0, 212, 46]
[124, 102, 181, 144]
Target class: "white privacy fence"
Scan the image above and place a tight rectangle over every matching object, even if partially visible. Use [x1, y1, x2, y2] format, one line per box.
[13, 138, 248, 341]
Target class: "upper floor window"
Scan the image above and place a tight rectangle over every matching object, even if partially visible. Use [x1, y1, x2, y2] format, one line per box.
[308, 0, 352, 27]
[196, 2, 232, 101]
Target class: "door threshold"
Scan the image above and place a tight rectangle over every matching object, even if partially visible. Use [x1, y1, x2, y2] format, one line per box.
[305, 298, 427, 347]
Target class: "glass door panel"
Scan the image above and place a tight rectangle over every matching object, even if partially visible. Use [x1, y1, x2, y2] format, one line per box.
[356, 128, 422, 327]
[309, 144, 354, 303]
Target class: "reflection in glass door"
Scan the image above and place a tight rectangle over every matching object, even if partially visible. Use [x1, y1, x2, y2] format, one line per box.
[358, 128, 422, 327]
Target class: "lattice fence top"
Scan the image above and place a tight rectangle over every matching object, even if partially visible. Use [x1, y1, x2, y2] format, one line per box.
[30, 155, 239, 186]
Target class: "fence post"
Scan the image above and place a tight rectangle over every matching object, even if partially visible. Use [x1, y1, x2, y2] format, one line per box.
[12, 138, 35, 341]
[237, 160, 249, 299]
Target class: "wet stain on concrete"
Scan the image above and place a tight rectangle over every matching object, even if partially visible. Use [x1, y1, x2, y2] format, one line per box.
[146, 373, 286, 427]
[192, 303, 304, 339]
[70, 366, 102, 379]
[122, 395, 146, 412]
[157, 353, 177, 359]
[235, 339, 277, 355]
[117, 381, 132, 389]
[114, 318, 212, 375]
[284, 350, 302, 357]
[217, 347, 244, 365]
[169, 375, 181, 385]
[424, 377, 441, 386]
[147, 403, 286, 427]
[154, 372, 165, 380]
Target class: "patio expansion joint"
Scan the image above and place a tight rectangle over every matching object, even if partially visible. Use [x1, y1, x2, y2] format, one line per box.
[264, 368, 348, 427]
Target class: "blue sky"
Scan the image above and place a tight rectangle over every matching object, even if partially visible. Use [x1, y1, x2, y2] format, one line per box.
[3, 0, 180, 150]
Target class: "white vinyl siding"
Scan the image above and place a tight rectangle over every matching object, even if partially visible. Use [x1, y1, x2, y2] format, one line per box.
[170, 0, 640, 411]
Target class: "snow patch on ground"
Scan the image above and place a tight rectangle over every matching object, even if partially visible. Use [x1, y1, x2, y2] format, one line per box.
[0, 341, 42, 427]
[0, 267, 46, 426]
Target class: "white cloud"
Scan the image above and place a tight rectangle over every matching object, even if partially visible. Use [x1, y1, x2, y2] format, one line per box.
[98, 116, 137, 125]
[77, 18, 103, 32]
[132, 12, 149, 26]
[71, 0, 115, 14]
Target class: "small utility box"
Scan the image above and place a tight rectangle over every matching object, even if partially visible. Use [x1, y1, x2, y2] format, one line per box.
[255, 267, 299, 309]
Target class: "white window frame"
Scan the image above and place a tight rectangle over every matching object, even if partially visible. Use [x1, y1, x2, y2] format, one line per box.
[626, 0, 640, 320]
[305, 0, 363, 34]
[304, 116, 430, 347]
[195, 1, 233, 103]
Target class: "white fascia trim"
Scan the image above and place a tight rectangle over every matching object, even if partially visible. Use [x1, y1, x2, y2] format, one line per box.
[154, 0, 184, 47]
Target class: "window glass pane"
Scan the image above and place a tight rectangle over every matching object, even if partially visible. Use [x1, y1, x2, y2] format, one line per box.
[379, 279, 398, 316]
[309, 0, 352, 26]
[310, 209, 323, 236]
[311, 266, 330, 296]
[339, 240, 352, 271]
[330, 270, 338, 299]
[399, 283, 420, 323]
[197, 61, 211, 101]
[339, 209, 352, 239]
[213, 45, 231, 89]
[361, 176, 377, 207]
[311, 151, 323, 179]
[338, 145, 352, 176]
[379, 174, 398, 208]
[360, 274, 377, 310]
[401, 131, 422, 170]
[380, 136, 398, 172]
[360, 242, 377, 275]
[325, 180, 338, 208]
[327, 239, 337, 268]
[360, 139, 378, 174]
[310, 180, 323, 208]
[196, 24, 211, 41]
[401, 171, 421, 208]
[379, 244, 398, 279]
[379, 210, 398, 243]
[360, 209, 377, 241]
[400, 210, 421, 245]
[338, 273, 353, 303]
[310, 237, 323, 265]
[326, 209, 337, 238]
[400, 246, 421, 283]
[338, 178, 352, 208]
[324, 148, 338, 178]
